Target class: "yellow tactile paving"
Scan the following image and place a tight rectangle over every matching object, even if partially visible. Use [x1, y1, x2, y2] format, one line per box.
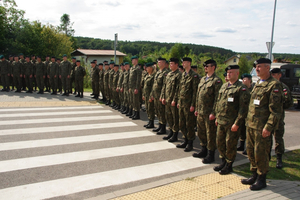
[113, 172, 249, 200]
[0, 101, 97, 107]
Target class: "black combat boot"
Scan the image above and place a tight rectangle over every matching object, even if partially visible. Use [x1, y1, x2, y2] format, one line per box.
[73, 90, 77, 95]
[80, 93, 83, 98]
[168, 132, 178, 142]
[250, 174, 267, 190]
[219, 162, 233, 175]
[144, 120, 150, 127]
[241, 171, 258, 185]
[37, 90, 41, 94]
[163, 130, 173, 140]
[129, 110, 135, 118]
[157, 124, 166, 135]
[192, 146, 207, 158]
[126, 108, 132, 116]
[202, 150, 215, 164]
[213, 158, 226, 172]
[75, 93, 80, 97]
[91, 95, 98, 99]
[66, 91, 69, 96]
[132, 111, 140, 120]
[276, 154, 283, 169]
[184, 140, 193, 152]
[90, 93, 94, 96]
[146, 120, 155, 128]
[243, 150, 247, 155]
[122, 107, 129, 114]
[153, 123, 162, 132]
[176, 138, 188, 148]
[237, 140, 245, 151]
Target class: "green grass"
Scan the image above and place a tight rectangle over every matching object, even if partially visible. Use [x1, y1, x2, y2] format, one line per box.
[234, 149, 300, 181]
[83, 88, 92, 92]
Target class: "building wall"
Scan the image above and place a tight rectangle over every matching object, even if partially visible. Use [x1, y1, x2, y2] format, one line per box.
[225, 57, 240, 66]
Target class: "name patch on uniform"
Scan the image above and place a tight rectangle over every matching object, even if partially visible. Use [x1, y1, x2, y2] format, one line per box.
[283, 89, 287, 92]
[274, 89, 279, 93]
[254, 99, 260, 105]
[194, 75, 198, 78]
[228, 97, 234, 102]
[217, 80, 221, 83]
[242, 88, 246, 91]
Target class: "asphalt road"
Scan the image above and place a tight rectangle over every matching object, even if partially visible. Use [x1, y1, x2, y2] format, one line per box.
[0, 93, 298, 200]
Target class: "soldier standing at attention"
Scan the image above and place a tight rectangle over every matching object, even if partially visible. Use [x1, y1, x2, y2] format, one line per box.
[237, 73, 254, 154]
[193, 59, 223, 163]
[104, 63, 111, 105]
[35, 56, 46, 94]
[0, 55, 11, 92]
[8, 55, 14, 91]
[214, 65, 250, 174]
[70, 57, 77, 94]
[60, 54, 72, 96]
[11, 55, 23, 93]
[128, 56, 142, 119]
[112, 64, 120, 109]
[161, 58, 182, 142]
[117, 63, 125, 111]
[19, 53, 26, 91]
[56, 58, 62, 93]
[140, 64, 148, 112]
[74, 60, 86, 98]
[241, 58, 283, 190]
[44, 55, 51, 92]
[98, 63, 106, 102]
[270, 68, 294, 169]
[142, 62, 156, 128]
[151, 57, 170, 134]
[48, 56, 59, 95]
[108, 61, 116, 107]
[91, 61, 100, 100]
[23, 55, 34, 93]
[122, 62, 131, 115]
[31, 55, 37, 91]
[176, 57, 200, 152]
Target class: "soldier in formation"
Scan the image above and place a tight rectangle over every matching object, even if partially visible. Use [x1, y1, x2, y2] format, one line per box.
[91, 61, 100, 100]
[48, 56, 59, 95]
[0, 55, 11, 92]
[74, 60, 86, 98]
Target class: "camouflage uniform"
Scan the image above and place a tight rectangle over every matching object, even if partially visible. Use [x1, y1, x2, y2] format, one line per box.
[74, 65, 86, 95]
[0, 59, 11, 90]
[109, 69, 115, 102]
[19, 58, 26, 90]
[104, 69, 111, 101]
[128, 65, 142, 111]
[240, 84, 254, 142]
[60, 60, 72, 93]
[99, 68, 105, 99]
[216, 81, 250, 163]
[48, 61, 59, 92]
[23, 61, 34, 92]
[91, 67, 100, 97]
[196, 73, 222, 151]
[177, 69, 200, 140]
[112, 70, 120, 105]
[118, 69, 125, 107]
[44, 60, 51, 91]
[140, 69, 148, 105]
[35, 61, 46, 91]
[31, 59, 37, 91]
[246, 76, 283, 175]
[151, 68, 170, 124]
[12, 61, 23, 91]
[161, 69, 182, 132]
[143, 72, 156, 120]
[122, 69, 130, 108]
[70, 62, 76, 93]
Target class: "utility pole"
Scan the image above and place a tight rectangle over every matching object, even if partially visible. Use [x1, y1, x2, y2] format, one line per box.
[114, 33, 118, 63]
[269, 0, 277, 61]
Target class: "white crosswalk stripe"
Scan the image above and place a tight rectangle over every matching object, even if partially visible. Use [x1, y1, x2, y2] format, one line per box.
[0, 105, 204, 199]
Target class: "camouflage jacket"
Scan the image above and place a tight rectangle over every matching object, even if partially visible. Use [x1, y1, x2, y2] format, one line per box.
[35, 61, 46, 76]
[122, 70, 130, 90]
[60, 60, 72, 77]
[117, 70, 125, 89]
[0, 59, 11, 74]
[140, 70, 148, 92]
[91, 67, 100, 82]
[12, 61, 23, 76]
[246, 76, 283, 132]
[48, 62, 59, 77]
[70, 62, 76, 78]
[44, 60, 50, 75]
[282, 82, 293, 110]
[177, 69, 200, 107]
[23, 61, 34, 76]
[99, 69, 105, 85]
[104, 69, 110, 87]
[196, 72, 222, 116]
[74, 66, 86, 79]
[143, 72, 156, 98]
[160, 69, 182, 103]
[112, 70, 119, 89]
[151, 68, 170, 99]
[128, 65, 142, 90]
[216, 80, 250, 127]
[109, 69, 115, 88]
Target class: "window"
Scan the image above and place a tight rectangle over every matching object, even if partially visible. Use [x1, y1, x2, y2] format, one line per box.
[233, 58, 236, 63]
[294, 68, 300, 78]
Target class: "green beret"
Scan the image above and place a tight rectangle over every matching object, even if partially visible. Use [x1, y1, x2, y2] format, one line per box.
[241, 73, 252, 79]
[271, 68, 281, 74]
[157, 57, 166, 61]
[145, 62, 153, 67]
[131, 56, 138, 60]
[71, 57, 76, 60]
[124, 62, 129, 65]
[19, 53, 24, 56]
[0, 55, 4, 59]
[181, 57, 192, 62]
[62, 54, 67, 57]
[223, 72, 227, 77]
[109, 61, 115, 64]
[253, 58, 272, 67]
[169, 58, 179, 63]
[225, 65, 239, 72]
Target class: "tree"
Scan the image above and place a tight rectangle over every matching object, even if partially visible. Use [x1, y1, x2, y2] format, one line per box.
[239, 54, 251, 78]
[59, 14, 74, 36]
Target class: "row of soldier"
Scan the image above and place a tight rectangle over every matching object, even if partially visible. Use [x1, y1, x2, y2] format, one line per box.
[0, 54, 86, 97]
[91, 56, 292, 191]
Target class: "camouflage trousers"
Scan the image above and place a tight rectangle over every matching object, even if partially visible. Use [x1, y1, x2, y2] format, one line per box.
[61, 76, 70, 92]
[179, 105, 196, 140]
[113, 89, 120, 104]
[216, 124, 240, 163]
[75, 77, 84, 93]
[272, 119, 285, 155]
[145, 97, 155, 120]
[69, 76, 75, 92]
[124, 89, 130, 107]
[197, 114, 217, 151]
[57, 77, 62, 91]
[49, 76, 57, 92]
[119, 90, 124, 106]
[165, 102, 179, 132]
[13, 75, 22, 91]
[154, 98, 166, 124]
[92, 80, 99, 96]
[246, 127, 272, 175]
[239, 119, 246, 141]
[99, 82, 105, 99]
[1, 74, 10, 89]
[104, 84, 110, 100]
[25, 75, 33, 91]
[130, 89, 140, 111]
[36, 75, 44, 91]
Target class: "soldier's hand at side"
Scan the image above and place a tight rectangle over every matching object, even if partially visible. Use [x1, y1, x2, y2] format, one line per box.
[43, 76, 45, 79]
[11, 74, 13, 77]
[149, 99, 152, 103]
[67, 75, 70, 78]
[177, 104, 179, 109]
[20, 74, 22, 78]
[162, 99, 166, 105]
[171, 101, 176, 107]
[54, 75, 56, 78]
[30, 75, 32, 78]
[134, 89, 138, 94]
[215, 120, 218, 126]
[121, 88, 123, 93]
[59, 75, 61, 79]
[142, 96, 145, 101]
[262, 129, 271, 138]
[151, 96, 154, 101]
[209, 114, 216, 121]
[159, 98, 162, 102]
[47, 75, 50, 78]
[24, 75, 26, 78]
[194, 111, 198, 116]
[190, 106, 195, 112]
[8, 74, 10, 76]
[231, 124, 239, 132]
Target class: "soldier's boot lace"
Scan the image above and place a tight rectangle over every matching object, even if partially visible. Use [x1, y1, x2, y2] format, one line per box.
[250, 174, 267, 190]
[213, 158, 226, 171]
[241, 171, 258, 185]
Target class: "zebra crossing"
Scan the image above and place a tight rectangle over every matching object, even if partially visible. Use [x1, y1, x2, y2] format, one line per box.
[0, 105, 206, 200]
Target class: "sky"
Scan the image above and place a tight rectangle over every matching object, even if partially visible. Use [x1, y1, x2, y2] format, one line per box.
[13, 0, 300, 54]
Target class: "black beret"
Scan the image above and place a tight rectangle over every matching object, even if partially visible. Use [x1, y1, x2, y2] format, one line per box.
[179, 65, 183, 69]
[271, 68, 282, 74]
[103, 60, 108, 63]
[223, 72, 227, 77]
[191, 65, 197, 69]
[31, 55, 35, 57]
[56, 58, 61, 61]
[37, 55, 41, 58]
[105, 63, 109, 66]
[9, 55, 13, 57]
[157, 57, 166, 61]
[46, 55, 50, 57]
[91, 61, 95, 64]
[51, 56, 56, 59]
[181, 57, 192, 62]
[203, 59, 216, 66]
[241, 73, 252, 79]
[25, 55, 30, 58]
[93, 59, 97, 61]
[76, 60, 81, 63]
[253, 58, 272, 67]
[114, 64, 119, 67]
[99, 63, 103, 65]
[169, 58, 179, 63]
[225, 65, 239, 72]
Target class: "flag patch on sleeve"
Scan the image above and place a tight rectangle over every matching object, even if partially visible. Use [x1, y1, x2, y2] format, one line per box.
[274, 89, 279, 93]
